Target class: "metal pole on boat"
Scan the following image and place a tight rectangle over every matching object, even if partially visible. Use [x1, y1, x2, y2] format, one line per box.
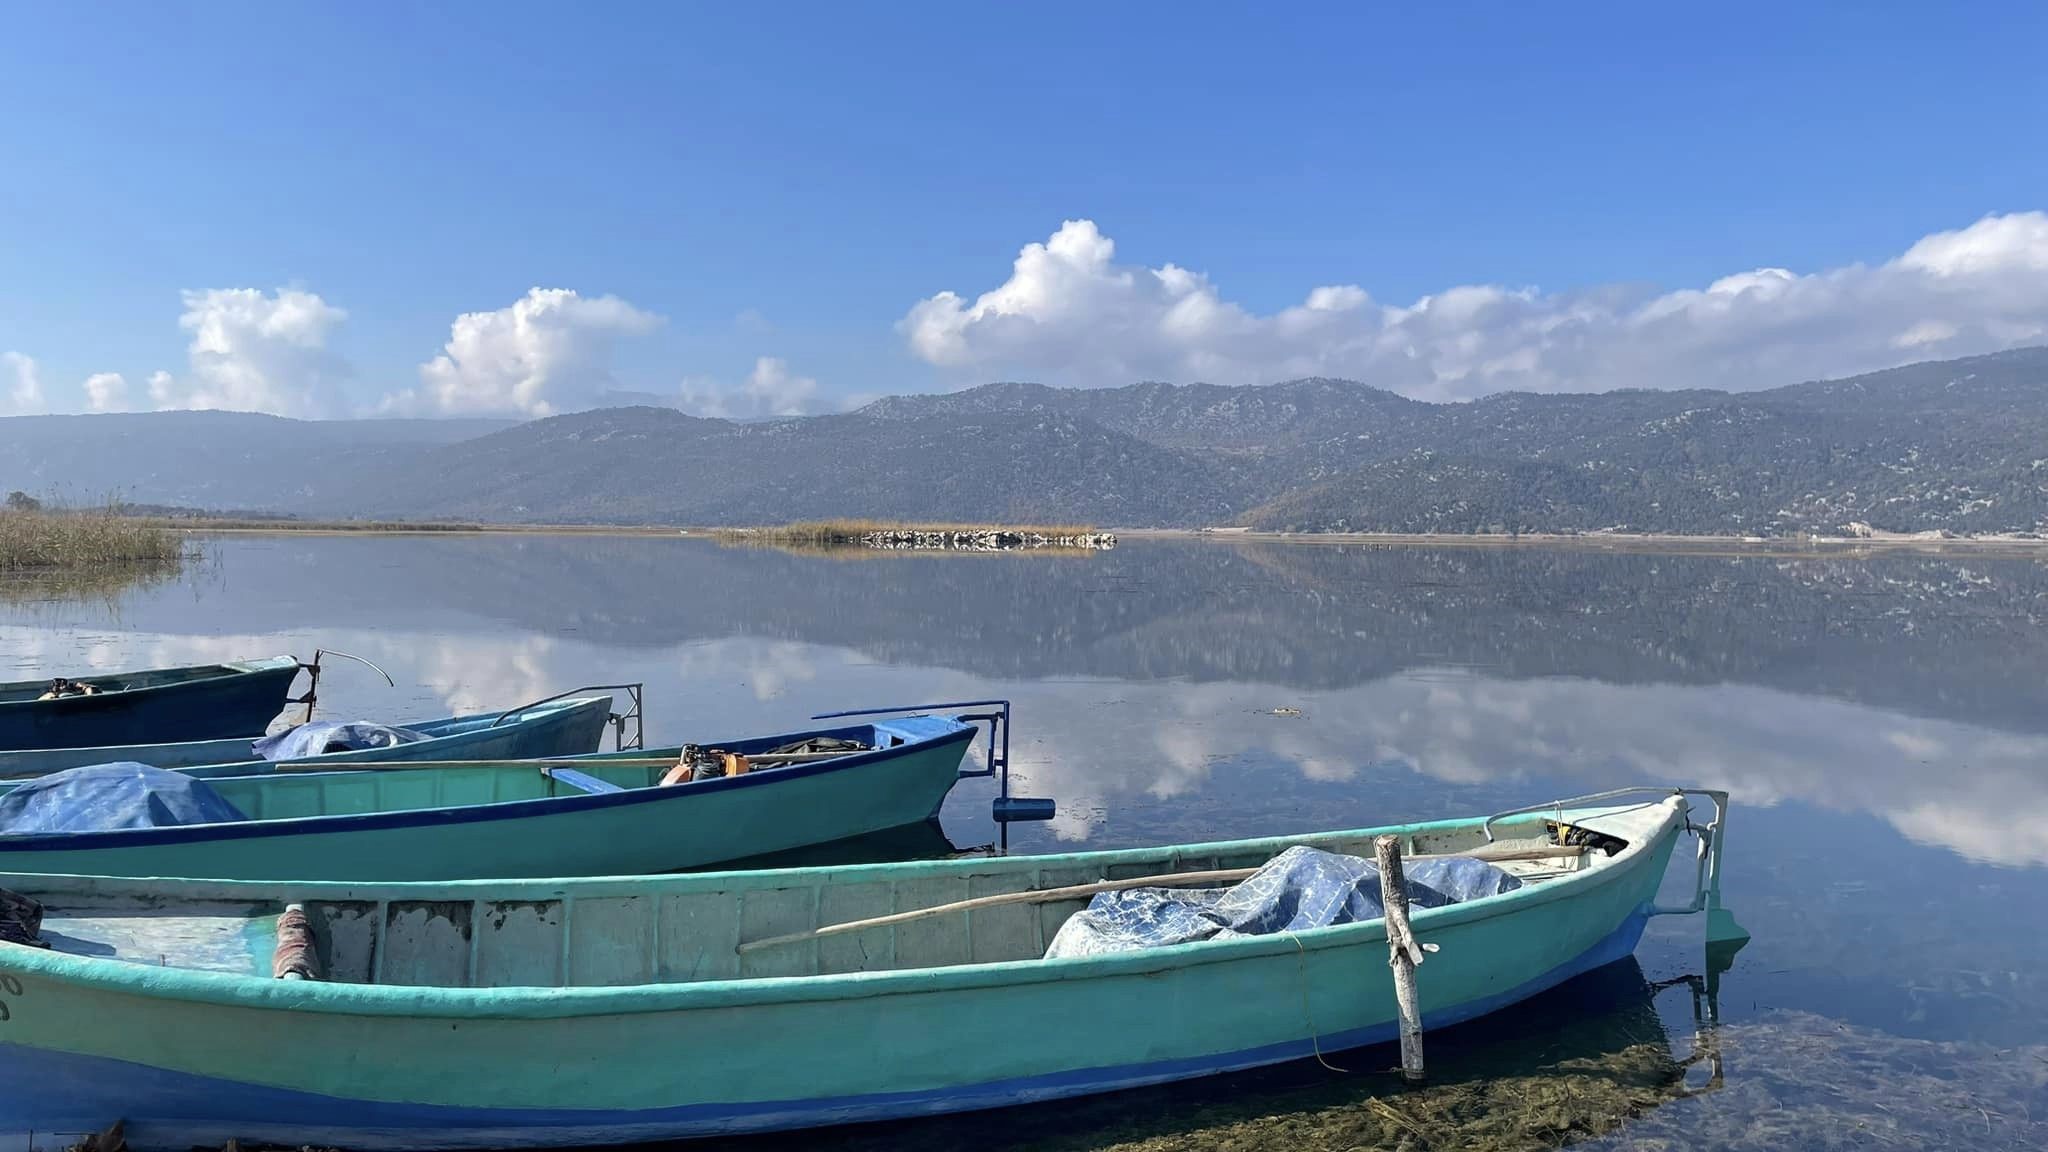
[1374, 834, 1427, 1084]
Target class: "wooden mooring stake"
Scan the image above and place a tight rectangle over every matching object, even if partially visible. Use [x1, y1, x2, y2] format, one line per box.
[1374, 834, 1427, 1083]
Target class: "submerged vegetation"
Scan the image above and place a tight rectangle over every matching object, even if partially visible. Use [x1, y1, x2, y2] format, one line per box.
[719, 991, 2047, 1152]
[0, 498, 191, 572]
[713, 520, 1115, 554]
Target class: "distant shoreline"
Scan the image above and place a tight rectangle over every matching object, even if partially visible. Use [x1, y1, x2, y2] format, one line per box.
[167, 519, 2048, 556]
[1122, 527, 2048, 556]
[166, 520, 682, 537]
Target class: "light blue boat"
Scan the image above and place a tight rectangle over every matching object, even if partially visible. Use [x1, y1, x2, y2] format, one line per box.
[0, 788, 1745, 1150]
[0, 695, 618, 783]
[0, 656, 302, 751]
[0, 706, 992, 880]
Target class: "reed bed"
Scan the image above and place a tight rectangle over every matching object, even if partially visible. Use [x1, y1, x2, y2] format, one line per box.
[713, 519, 1100, 547]
[0, 507, 190, 572]
[716, 543, 1109, 562]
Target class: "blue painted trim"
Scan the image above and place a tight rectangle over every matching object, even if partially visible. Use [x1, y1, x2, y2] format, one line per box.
[541, 767, 623, 795]
[0, 909, 1652, 1150]
[0, 723, 976, 853]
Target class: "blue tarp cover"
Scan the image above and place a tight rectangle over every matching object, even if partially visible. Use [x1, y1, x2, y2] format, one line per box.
[0, 762, 248, 835]
[252, 720, 428, 761]
[1044, 844, 1523, 959]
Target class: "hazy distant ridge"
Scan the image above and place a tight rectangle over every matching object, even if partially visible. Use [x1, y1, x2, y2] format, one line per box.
[3, 348, 2046, 535]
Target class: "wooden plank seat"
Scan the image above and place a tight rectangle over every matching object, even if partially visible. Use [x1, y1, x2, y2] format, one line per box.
[540, 766, 625, 795]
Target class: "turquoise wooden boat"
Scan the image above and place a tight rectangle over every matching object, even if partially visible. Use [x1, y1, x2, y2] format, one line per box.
[0, 656, 301, 751]
[0, 788, 1746, 1150]
[0, 695, 617, 782]
[0, 710, 985, 880]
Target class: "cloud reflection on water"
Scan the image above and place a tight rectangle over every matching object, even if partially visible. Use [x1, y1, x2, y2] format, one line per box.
[8, 617, 2042, 869]
[1005, 669, 2048, 867]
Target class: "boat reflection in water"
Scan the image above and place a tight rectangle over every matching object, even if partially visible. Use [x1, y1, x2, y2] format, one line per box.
[698, 818, 987, 872]
[712, 955, 1732, 1152]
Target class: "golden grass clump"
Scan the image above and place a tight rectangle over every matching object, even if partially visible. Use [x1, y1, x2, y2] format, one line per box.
[0, 506, 190, 572]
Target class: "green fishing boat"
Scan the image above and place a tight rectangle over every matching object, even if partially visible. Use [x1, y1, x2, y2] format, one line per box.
[0, 787, 1746, 1150]
[0, 705, 1003, 880]
[0, 695, 617, 782]
[0, 656, 301, 751]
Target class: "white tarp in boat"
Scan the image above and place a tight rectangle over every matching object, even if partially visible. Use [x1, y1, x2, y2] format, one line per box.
[1044, 844, 1521, 959]
[252, 720, 428, 761]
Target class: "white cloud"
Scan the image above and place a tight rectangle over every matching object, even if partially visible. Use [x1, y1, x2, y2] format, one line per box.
[1, 358, 142, 416]
[387, 288, 662, 418]
[1898, 211, 2048, 277]
[2, 352, 47, 415]
[677, 356, 827, 420]
[82, 372, 130, 413]
[146, 371, 177, 410]
[902, 213, 2048, 400]
[147, 288, 350, 417]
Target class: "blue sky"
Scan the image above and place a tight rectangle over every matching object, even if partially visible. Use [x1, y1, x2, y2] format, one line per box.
[4, 2, 2047, 419]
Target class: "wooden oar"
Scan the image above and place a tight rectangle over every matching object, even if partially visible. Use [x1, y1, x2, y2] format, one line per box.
[736, 843, 1585, 954]
[263, 751, 855, 773]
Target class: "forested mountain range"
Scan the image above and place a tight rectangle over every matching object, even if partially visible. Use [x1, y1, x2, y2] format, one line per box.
[3, 348, 2045, 535]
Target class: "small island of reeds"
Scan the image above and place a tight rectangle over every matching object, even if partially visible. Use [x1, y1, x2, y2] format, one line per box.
[712, 519, 1117, 554]
[0, 494, 192, 573]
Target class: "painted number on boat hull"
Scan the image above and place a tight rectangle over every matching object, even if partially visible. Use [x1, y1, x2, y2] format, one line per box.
[0, 974, 20, 1021]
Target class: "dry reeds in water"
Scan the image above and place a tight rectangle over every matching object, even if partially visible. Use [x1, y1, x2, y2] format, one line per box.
[714, 519, 1101, 547]
[0, 506, 190, 572]
[711, 520, 1115, 560]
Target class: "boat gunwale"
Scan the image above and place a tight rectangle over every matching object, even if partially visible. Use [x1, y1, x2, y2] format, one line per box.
[0, 797, 1688, 1017]
[0, 655, 300, 703]
[0, 694, 615, 779]
[0, 718, 979, 852]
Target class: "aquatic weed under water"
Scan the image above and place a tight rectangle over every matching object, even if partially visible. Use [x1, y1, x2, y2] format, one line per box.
[687, 973, 2046, 1152]
[0, 507, 191, 573]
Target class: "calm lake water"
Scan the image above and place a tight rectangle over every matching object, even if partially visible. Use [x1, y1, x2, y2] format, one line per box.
[6, 534, 2047, 1150]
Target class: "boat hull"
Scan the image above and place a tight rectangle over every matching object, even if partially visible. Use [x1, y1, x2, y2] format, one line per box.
[0, 801, 1684, 1150]
[0, 658, 301, 752]
[0, 912, 1649, 1150]
[0, 723, 976, 880]
[0, 695, 616, 781]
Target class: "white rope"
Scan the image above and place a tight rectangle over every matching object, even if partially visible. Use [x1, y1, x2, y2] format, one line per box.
[1288, 931, 1350, 1074]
